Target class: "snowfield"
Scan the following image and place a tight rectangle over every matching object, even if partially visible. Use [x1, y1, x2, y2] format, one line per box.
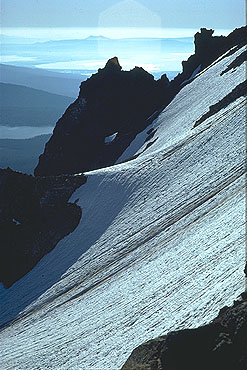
[0, 46, 246, 369]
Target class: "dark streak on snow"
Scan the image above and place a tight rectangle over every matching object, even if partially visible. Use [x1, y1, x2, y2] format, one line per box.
[220, 50, 247, 76]
[193, 81, 247, 128]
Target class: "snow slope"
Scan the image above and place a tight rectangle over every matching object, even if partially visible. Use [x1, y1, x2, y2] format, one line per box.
[0, 46, 245, 370]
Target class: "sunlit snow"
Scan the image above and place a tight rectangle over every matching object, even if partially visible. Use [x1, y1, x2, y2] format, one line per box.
[0, 45, 245, 370]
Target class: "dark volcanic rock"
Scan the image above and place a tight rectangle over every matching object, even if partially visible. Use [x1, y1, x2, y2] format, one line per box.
[34, 27, 246, 177]
[164, 26, 247, 103]
[0, 168, 86, 287]
[122, 294, 247, 370]
[34, 57, 169, 176]
[183, 26, 246, 77]
[3, 27, 246, 285]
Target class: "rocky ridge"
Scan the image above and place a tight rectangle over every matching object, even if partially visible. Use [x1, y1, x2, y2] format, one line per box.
[34, 26, 247, 177]
[0, 25, 245, 368]
[161, 26, 247, 107]
[34, 57, 169, 176]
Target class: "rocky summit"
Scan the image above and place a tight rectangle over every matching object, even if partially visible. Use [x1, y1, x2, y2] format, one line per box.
[35, 27, 246, 177]
[34, 57, 169, 176]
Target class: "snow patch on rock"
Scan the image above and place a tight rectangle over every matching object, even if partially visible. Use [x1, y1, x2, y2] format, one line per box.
[104, 132, 118, 144]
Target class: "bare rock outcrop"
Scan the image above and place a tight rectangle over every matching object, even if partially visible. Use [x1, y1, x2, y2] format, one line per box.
[34, 57, 169, 176]
[34, 27, 246, 177]
[0, 168, 86, 287]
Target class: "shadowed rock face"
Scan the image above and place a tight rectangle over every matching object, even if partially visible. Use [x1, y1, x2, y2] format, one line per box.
[34, 27, 246, 177]
[187, 26, 246, 74]
[0, 168, 86, 287]
[165, 26, 247, 100]
[34, 57, 169, 176]
[121, 294, 247, 370]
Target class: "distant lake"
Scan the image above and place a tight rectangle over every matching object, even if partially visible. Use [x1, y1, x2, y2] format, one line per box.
[0, 125, 54, 139]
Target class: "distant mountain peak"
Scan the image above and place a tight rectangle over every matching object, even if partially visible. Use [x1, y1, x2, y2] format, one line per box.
[85, 35, 109, 41]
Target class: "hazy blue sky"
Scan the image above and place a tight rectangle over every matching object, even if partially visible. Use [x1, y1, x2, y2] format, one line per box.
[1, 0, 245, 29]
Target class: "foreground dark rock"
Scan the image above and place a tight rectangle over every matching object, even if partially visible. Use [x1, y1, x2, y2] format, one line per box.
[0, 168, 86, 287]
[122, 293, 247, 370]
[34, 26, 246, 177]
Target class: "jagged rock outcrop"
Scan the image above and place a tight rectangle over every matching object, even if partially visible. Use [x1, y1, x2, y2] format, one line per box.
[122, 293, 247, 370]
[34, 57, 169, 176]
[0, 168, 86, 287]
[183, 26, 246, 78]
[34, 27, 246, 177]
[4, 26, 246, 286]
[163, 26, 247, 105]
